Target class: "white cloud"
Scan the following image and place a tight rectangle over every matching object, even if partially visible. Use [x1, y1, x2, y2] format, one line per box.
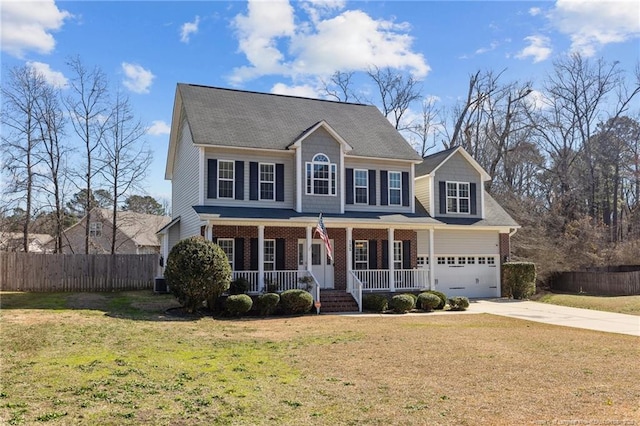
[180, 15, 200, 43]
[147, 120, 171, 136]
[529, 7, 542, 16]
[475, 41, 499, 55]
[270, 83, 320, 98]
[1, 0, 71, 57]
[550, 0, 640, 56]
[525, 89, 552, 111]
[516, 35, 552, 63]
[230, 0, 429, 84]
[121, 62, 155, 94]
[26, 61, 68, 88]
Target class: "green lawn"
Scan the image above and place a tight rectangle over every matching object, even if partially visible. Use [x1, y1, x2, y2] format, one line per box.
[535, 293, 640, 316]
[1, 291, 639, 425]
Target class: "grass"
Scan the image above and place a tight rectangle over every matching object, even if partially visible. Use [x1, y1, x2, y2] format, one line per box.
[535, 292, 640, 316]
[1, 291, 639, 425]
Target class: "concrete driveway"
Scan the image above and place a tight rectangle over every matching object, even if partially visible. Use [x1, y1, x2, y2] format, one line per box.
[472, 299, 640, 337]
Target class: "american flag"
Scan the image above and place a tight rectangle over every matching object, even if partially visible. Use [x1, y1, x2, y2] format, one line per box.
[314, 213, 333, 262]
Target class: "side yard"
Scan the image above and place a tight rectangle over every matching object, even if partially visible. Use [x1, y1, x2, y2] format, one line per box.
[1, 291, 639, 425]
[535, 293, 640, 316]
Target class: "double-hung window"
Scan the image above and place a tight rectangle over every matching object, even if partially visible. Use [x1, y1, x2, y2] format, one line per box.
[264, 239, 275, 271]
[259, 163, 275, 200]
[354, 169, 368, 204]
[218, 238, 234, 269]
[389, 171, 401, 205]
[354, 240, 369, 270]
[89, 222, 102, 237]
[446, 182, 470, 214]
[218, 160, 234, 199]
[393, 241, 403, 270]
[306, 153, 336, 196]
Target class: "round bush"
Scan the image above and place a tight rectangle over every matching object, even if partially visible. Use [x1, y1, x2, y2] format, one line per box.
[424, 290, 447, 310]
[165, 236, 231, 313]
[362, 294, 388, 312]
[448, 296, 470, 311]
[225, 294, 253, 316]
[389, 294, 415, 314]
[417, 292, 441, 311]
[229, 277, 250, 295]
[256, 293, 280, 316]
[280, 289, 313, 315]
[404, 293, 418, 309]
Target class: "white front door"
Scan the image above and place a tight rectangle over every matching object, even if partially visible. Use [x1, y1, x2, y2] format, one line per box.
[299, 239, 334, 289]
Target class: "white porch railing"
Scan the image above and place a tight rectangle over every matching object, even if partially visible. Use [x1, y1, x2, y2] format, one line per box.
[352, 269, 429, 292]
[232, 270, 317, 294]
[347, 271, 363, 312]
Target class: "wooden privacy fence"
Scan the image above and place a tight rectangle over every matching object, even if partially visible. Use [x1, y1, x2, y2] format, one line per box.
[550, 268, 640, 296]
[0, 252, 160, 292]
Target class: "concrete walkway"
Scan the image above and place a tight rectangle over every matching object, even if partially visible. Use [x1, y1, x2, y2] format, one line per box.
[472, 299, 640, 337]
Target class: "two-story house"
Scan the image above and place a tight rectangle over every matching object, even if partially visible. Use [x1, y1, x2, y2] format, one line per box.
[160, 84, 519, 311]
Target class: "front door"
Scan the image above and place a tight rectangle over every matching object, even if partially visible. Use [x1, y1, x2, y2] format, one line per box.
[299, 239, 334, 289]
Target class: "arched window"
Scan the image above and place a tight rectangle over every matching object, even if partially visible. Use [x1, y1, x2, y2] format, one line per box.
[306, 153, 336, 196]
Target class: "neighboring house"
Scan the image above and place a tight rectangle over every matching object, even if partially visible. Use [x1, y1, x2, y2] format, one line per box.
[59, 208, 170, 254]
[160, 84, 519, 308]
[0, 232, 53, 253]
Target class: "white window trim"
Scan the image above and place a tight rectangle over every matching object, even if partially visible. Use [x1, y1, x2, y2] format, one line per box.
[218, 238, 234, 270]
[446, 181, 470, 214]
[218, 160, 235, 199]
[259, 162, 275, 201]
[89, 222, 102, 237]
[264, 239, 275, 271]
[354, 240, 369, 270]
[354, 169, 368, 204]
[305, 153, 337, 196]
[388, 171, 402, 206]
[393, 240, 403, 270]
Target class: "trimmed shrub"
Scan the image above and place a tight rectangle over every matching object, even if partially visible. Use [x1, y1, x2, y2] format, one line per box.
[225, 294, 253, 316]
[280, 289, 313, 315]
[404, 293, 418, 309]
[423, 290, 447, 310]
[389, 294, 415, 314]
[502, 262, 536, 299]
[165, 236, 231, 313]
[362, 294, 388, 312]
[256, 293, 280, 316]
[417, 292, 441, 311]
[229, 277, 250, 295]
[448, 296, 470, 311]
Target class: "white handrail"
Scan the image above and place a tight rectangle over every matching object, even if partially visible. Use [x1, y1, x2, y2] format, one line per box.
[348, 270, 363, 312]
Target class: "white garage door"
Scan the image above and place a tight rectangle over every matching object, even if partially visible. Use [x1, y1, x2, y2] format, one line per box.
[434, 255, 499, 298]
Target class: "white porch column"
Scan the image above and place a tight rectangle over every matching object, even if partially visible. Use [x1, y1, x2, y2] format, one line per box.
[258, 225, 265, 292]
[306, 225, 313, 272]
[429, 228, 435, 290]
[205, 224, 213, 241]
[388, 228, 395, 292]
[346, 227, 353, 273]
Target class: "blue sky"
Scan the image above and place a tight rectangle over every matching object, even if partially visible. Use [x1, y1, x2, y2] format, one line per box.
[2, 0, 639, 205]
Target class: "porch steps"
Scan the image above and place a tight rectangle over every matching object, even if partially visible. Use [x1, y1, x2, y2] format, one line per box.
[319, 290, 359, 313]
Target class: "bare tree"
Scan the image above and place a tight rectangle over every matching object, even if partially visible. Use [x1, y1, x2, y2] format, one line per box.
[322, 71, 360, 103]
[406, 96, 442, 157]
[366, 66, 422, 130]
[64, 56, 111, 254]
[99, 91, 152, 254]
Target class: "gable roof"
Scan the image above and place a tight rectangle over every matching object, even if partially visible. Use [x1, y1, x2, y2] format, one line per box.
[415, 146, 491, 181]
[166, 84, 422, 177]
[94, 209, 171, 247]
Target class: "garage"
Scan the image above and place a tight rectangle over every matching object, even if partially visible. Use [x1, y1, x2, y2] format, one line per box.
[434, 255, 499, 298]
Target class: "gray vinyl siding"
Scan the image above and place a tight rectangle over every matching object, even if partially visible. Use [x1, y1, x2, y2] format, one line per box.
[204, 148, 295, 209]
[434, 152, 482, 218]
[168, 221, 181, 250]
[171, 119, 201, 244]
[343, 157, 413, 213]
[301, 127, 341, 214]
[434, 230, 498, 255]
[416, 230, 430, 255]
[414, 176, 431, 215]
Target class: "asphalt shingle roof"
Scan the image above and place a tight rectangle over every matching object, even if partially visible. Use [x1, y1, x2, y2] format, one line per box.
[414, 146, 458, 177]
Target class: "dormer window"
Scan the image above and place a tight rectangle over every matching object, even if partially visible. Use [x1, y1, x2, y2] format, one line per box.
[306, 153, 336, 196]
[446, 181, 470, 214]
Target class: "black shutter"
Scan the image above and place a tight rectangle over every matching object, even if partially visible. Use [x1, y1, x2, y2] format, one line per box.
[382, 240, 389, 269]
[250, 238, 258, 270]
[249, 162, 258, 201]
[276, 163, 285, 202]
[470, 183, 477, 215]
[207, 159, 217, 199]
[345, 168, 354, 204]
[369, 169, 376, 205]
[380, 171, 388, 206]
[212, 237, 218, 244]
[276, 238, 285, 270]
[235, 161, 244, 200]
[402, 240, 411, 269]
[368, 240, 378, 269]
[234, 238, 244, 271]
[402, 171, 409, 207]
[439, 181, 446, 215]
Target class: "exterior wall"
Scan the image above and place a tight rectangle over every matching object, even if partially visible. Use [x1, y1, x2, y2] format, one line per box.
[168, 222, 181, 251]
[414, 176, 432, 215]
[434, 229, 499, 255]
[203, 147, 295, 209]
[60, 215, 139, 254]
[344, 156, 413, 213]
[499, 233, 510, 264]
[416, 230, 430, 255]
[434, 152, 483, 218]
[171, 119, 202, 244]
[300, 128, 342, 214]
